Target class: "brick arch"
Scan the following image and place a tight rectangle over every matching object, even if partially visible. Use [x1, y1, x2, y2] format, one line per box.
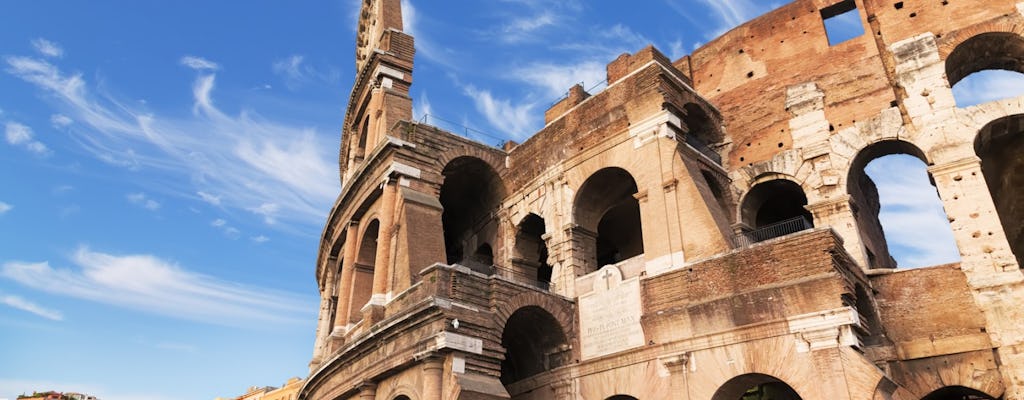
[434, 145, 507, 191]
[493, 292, 574, 336]
[937, 19, 1024, 61]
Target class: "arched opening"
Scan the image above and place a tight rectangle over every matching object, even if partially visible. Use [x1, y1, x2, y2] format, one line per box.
[848, 141, 958, 268]
[679, 103, 724, 163]
[947, 32, 1024, 108]
[500, 306, 569, 387]
[512, 213, 552, 288]
[393, 396, 411, 400]
[440, 156, 505, 270]
[606, 396, 639, 400]
[473, 243, 494, 266]
[920, 386, 998, 400]
[711, 374, 803, 400]
[574, 167, 644, 272]
[739, 179, 813, 244]
[349, 219, 379, 322]
[977, 115, 1024, 267]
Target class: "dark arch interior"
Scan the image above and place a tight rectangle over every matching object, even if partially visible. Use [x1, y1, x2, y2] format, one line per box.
[349, 219, 379, 323]
[976, 114, 1024, 268]
[574, 168, 644, 271]
[702, 169, 733, 223]
[473, 243, 494, 266]
[440, 157, 505, 266]
[393, 396, 411, 400]
[946, 32, 1024, 87]
[500, 306, 569, 386]
[921, 386, 998, 400]
[740, 179, 812, 243]
[853, 283, 885, 346]
[711, 374, 803, 400]
[682, 102, 722, 145]
[607, 396, 639, 400]
[513, 213, 552, 286]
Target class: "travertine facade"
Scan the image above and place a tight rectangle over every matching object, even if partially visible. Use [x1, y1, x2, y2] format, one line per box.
[300, 0, 1024, 399]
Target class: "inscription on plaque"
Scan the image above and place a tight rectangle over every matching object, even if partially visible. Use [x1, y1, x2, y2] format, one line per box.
[578, 265, 645, 360]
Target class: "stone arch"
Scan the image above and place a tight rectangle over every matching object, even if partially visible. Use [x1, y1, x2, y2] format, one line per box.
[381, 384, 418, 400]
[348, 218, 380, 323]
[737, 176, 813, 243]
[573, 167, 644, 271]
[440, 156, 506, 270]
[499, 305, 571, 386]
[511, 213, 552, 288]
[606, 396, 639, 400]
[711, 373, 803, 400]
[846, 139, 956, 268]
[494, 292, 575, 335]
[944, 31, 1024, 87]
[920, 385, 999, 400]
[434, 145, 507, 188]
[975, 114, 1024, 267]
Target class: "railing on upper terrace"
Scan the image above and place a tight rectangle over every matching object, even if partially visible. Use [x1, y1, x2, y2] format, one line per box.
[683, 134, 722, 165]
[735, 216, 813, 247]
[492, 264, 551, 291]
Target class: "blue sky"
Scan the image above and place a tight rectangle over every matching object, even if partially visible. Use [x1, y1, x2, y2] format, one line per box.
[0, 1, 1019, 399]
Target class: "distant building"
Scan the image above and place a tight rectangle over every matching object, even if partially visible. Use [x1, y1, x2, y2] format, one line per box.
[220, 378, 303, 400]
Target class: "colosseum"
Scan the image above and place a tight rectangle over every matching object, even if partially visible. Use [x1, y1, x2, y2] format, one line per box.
[299, 0, 1024, 399]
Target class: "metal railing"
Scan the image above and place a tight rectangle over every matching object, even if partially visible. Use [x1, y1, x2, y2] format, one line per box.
[415, 113, 506, 148]
[736, 216, 813, 246]
[492, 264, 551, 291]
[684, 134, 722, 165]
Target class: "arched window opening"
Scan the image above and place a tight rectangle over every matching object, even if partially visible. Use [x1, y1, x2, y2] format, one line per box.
[947, 32, 1024, 108]
[711, 374, 803, 400]
[512, 214, 552, 289]
[739, 179, 813, 244]
[679, 103, 723, 164]
[920, 386, 998, 400]
[349, 219, 379, 323]
[977, 115, 1024, 267]
[473, 243, 494, 266]
[606, 396, 639, 400]
[574, 168, 644, 272]
[849, 141, 959, 268]
[356, 115, 370, 159]
[440, 157, 505, 268]
[393, 396, 412, 400]
[500, 306, 569, 386]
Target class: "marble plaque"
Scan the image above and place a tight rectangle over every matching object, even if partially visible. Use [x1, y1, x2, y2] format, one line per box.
[578, 265, 645, 360]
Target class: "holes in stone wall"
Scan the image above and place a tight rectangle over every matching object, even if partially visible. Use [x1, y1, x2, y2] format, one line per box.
[821, 0, 866, 46]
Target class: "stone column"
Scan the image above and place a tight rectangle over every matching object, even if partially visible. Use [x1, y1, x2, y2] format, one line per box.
[357, 382, 377, 400]
[421, 355, 444, 400]
[551, 379, 574, 400]
[308, 293, 330, 370]
[805, 195, 869, 268]
[372, 178, 398, 305]
[334, 221, 360, 333]
[930, 157, 1024, 398]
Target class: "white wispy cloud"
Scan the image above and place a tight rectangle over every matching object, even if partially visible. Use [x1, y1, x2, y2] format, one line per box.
[496, 11, 556, 43]
[271, 55, 339, 90]
[248, 202, 280, 224]
[31, 38, 64, 58]
[127, 192, 161, 211]
[51, 113, 73, 128]
[211, 218, 227, 228]
[0, 202, 11, 214]
[953, 70, 1024, 108]
[210, 218, 239, 238]
[4, 121, 51, 156]
[4, 53, 339, 230]
[251, 235, 270, 243]
[413, 91, 433, 122]
[511, 60, 606, 100]
[197, 191, 221, 206]
[865, 154, 960, 268]
[180, 55, 220, 71]
[462, 85, 539, 141]
[1, 247, 314, 326]
[1, 294, 63, 321]
[666, 0, 773, 39]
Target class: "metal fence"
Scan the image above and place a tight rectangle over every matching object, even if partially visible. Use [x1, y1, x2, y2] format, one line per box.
[684, 134, 722, 165]
[735, 216, 813, 246]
